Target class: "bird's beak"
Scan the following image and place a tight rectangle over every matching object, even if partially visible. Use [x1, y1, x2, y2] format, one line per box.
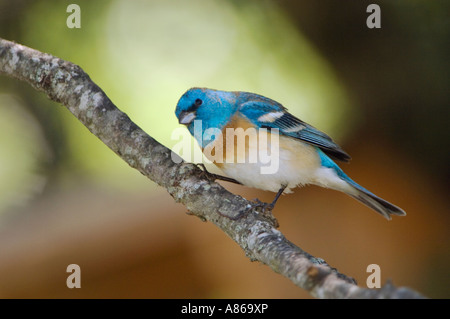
[178, 111, 196, 125]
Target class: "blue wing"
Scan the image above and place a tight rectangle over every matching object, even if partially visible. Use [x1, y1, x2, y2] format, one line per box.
[238, 97, 351, 162]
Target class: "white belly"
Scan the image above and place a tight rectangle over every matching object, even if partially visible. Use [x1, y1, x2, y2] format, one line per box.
[218, 134, 322, 193]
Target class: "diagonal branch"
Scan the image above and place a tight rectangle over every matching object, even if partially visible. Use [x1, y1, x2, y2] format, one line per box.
[0, 38, 425, 299]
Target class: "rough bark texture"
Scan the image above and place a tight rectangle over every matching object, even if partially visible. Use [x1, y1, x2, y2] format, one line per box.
[0, 38, 425, 299]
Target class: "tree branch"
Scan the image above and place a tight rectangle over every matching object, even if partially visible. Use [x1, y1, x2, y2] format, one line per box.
[0, 38, 425, 299]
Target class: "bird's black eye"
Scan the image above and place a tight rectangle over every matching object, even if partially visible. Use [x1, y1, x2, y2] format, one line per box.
[194, 98, 203, 107]
[187, 98, 203, 113]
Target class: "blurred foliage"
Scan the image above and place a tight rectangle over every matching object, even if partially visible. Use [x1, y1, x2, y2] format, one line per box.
[279, 0, 450, 183]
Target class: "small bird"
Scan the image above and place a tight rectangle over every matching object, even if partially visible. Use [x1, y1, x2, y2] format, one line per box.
[175, 87, 406, 220]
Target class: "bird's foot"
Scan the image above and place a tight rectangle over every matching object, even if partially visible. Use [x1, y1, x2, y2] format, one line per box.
[195, 163, 242, 185]
[247, 199, 279, 228]
[195, 163, 216, 182]
[249, 199, 274, 213]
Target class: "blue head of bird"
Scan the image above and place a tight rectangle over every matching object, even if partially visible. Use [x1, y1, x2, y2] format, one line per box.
[175, 88, 238, 147]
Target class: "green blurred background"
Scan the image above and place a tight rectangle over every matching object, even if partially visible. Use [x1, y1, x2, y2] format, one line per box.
[0, 0, 448, 298]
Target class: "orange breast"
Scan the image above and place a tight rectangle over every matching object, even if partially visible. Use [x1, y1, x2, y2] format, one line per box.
[203, 114, 258, 168]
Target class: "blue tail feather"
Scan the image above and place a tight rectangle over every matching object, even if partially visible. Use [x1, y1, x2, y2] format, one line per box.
[317, 149, 406, 219]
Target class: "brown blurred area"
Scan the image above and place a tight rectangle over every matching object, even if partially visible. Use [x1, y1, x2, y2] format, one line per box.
[0, 137, 448, 299]
[0, 0, 449, 299]
[0, 139, 448, 298]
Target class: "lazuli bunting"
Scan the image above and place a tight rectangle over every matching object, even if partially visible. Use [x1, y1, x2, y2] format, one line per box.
[175, 87, 406, 220]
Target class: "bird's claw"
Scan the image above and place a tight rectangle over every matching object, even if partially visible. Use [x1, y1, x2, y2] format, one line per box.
[195, 163, 216, 182]
[194, 163, 242, 185]
[246, 199, 279, 227]
[249, 199, 274, 213]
